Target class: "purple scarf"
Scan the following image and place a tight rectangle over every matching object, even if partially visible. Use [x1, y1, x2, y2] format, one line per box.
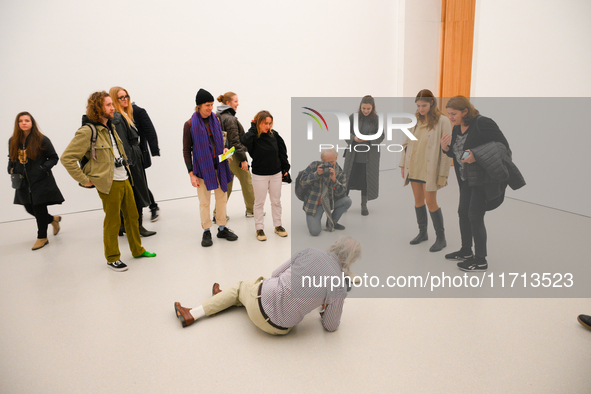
[190, 112, 233, 191]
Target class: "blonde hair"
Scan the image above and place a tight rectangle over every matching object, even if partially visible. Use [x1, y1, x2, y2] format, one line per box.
[217, 92, 237, 105]
[253, 110, 274, 137]
[109, 86, 135, 127]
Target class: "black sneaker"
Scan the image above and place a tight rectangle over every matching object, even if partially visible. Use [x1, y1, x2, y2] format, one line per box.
[578, 314, 591, 331]
[107, 260, 128, 272]
[150, 207, 160, 222]
[217, 227, 238, 241]
[201, 230, 213, 247]
[457, 257, 488, 272]
[445, 249, 473, 261]
[325, 220, 346, 231]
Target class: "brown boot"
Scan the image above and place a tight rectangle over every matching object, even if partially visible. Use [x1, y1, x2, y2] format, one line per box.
[174, 302, 195, 327]
[51, 216, 61, 236]
[32, 238, 49, 250]
[212, 283, 222, 296]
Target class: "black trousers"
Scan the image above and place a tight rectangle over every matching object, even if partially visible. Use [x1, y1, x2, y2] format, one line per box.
[23, 204, 53, 239]
[148, 188, 158, 211]
[457, 180, 487, 258]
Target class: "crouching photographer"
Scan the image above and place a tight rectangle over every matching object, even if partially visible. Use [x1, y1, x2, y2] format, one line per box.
[299, 148, 352, 236]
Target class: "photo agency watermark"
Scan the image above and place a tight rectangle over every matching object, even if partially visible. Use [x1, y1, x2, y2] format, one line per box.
[290, 97, 591, 298]
[301, 107, 417, 153]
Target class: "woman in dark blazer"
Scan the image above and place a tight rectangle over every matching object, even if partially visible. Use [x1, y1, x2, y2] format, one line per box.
[8, 112, 64, 250]
[440, 96, 509, 272]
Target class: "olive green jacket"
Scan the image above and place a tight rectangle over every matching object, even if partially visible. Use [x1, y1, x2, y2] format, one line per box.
[61, 118, 130, 195]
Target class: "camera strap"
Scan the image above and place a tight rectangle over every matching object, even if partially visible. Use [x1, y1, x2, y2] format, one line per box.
[107, 128, 124, 160]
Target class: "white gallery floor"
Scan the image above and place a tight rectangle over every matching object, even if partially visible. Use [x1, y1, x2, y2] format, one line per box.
[1, 172, 590, 393]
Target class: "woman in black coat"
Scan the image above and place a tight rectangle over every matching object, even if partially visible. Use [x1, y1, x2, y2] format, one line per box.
[7, 112, 64, 250]
[343, 95, 384, 216]
[440, 96, 509, 272]
[132, 101, 160, 221]
[109, 87, 155, 237]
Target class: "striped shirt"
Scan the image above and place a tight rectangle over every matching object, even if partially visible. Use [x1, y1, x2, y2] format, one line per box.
[261, 248, 348, 332]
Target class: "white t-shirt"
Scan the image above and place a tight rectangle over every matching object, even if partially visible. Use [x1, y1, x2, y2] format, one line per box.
[110, 131, 128, 181]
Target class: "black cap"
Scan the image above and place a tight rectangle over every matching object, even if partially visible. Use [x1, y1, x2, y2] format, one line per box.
[195, 88, 214, 106]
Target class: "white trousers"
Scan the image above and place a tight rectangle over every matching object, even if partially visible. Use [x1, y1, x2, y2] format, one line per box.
[251, 172, 282, 230]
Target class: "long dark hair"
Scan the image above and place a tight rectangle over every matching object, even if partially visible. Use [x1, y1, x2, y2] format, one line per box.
[415, 89, 441, 130]
[357, 95, 378, 122]
[9, 112, 44, 162]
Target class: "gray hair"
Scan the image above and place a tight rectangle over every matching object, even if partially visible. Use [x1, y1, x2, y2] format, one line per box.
[320, 148, 338, 161]
[327, 236, 361, 276]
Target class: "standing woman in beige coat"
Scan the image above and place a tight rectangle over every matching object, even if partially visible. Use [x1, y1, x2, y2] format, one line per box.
[399, 89, 452, 252]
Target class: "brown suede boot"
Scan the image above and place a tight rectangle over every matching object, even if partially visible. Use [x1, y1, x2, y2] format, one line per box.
[51, 216, 61, 235]
[32, 238, 49, 250]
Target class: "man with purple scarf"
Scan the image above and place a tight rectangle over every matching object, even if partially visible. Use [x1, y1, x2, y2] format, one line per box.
[183, 88, 238, 247]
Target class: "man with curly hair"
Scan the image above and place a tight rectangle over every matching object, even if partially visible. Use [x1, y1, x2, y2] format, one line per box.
[61, 91, 156, 271]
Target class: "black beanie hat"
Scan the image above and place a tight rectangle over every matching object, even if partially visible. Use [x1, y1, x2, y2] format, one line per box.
[195, 88, 214, 106]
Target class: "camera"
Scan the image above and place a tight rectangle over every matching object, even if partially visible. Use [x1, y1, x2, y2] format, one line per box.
[114, 157, 128, 168]
[319, 161, 333, 177]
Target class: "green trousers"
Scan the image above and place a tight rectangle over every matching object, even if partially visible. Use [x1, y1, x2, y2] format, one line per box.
[214, 158, 255, 216]
[98, 180, 145, 262]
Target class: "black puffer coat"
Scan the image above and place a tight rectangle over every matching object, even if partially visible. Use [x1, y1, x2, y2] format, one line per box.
[7, 135, 65, 206]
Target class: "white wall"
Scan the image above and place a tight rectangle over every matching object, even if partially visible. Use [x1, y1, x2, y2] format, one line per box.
[399, 0, 442, 98]
[0, 0, 403, 222]
[472, 0, 591, 216]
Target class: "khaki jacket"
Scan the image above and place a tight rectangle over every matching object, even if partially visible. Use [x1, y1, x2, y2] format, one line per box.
[399, 116, 453, 192]
[61, 121, 130, 195]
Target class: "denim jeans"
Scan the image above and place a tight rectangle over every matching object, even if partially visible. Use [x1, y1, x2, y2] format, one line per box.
[306, 196, 352, 236]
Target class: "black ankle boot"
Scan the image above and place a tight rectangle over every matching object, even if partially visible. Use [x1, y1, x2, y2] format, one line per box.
[429, 208, 446, 252]
[410, 205, 428, 245]
[139, 225, 156, 237]
[361, 195, 369, 216]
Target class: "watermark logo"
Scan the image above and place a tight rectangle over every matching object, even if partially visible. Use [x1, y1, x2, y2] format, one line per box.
[302, 107, 329, 137]
[302, 107, 418, 153]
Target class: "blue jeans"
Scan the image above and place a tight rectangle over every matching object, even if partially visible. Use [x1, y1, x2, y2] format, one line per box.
[306, 196, 352, 236]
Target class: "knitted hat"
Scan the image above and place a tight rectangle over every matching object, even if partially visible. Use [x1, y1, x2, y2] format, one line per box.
[195, 88, 214, 105]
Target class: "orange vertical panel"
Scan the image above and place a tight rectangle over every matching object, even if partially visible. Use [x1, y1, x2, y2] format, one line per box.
[439, 0, 476, 109]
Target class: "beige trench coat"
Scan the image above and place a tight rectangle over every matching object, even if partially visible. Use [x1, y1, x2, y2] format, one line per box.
[398, 116, 452, 191]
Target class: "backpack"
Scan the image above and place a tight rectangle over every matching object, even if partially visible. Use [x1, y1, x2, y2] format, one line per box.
[79, 123, 98, 169]
[295, 170, 310, 201]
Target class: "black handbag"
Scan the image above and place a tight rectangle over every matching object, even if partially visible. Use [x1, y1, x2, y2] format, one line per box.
[11, 173, 25, 189]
